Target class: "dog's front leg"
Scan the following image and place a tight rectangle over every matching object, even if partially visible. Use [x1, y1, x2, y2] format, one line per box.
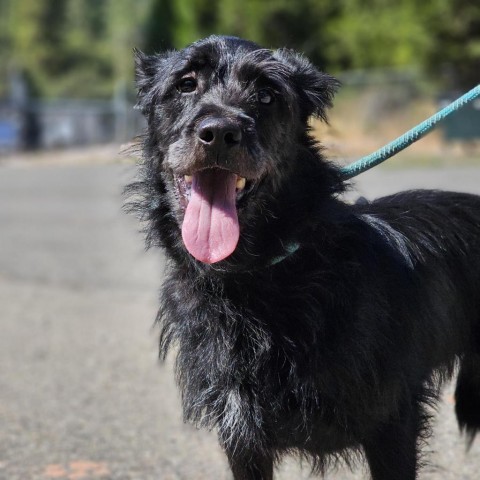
[227, 453, 273, 480]
[362, 405, 421, 480]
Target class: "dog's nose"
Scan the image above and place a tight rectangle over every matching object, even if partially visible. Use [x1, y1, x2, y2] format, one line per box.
[197, 118, 242, 148]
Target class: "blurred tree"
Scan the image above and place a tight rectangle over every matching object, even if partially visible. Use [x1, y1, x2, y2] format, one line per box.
[215, 0, 331, 62]
[172, 0, 220, 48]
[324, 0, 432, 70]
[142, 0, 236, 52]
[52, 0, 113, 97]
[142, 0, 176, 52]
[319, 0, 479, 89]
[6, 0, 110, 98]
[251, 0, 340, 68]
[1, 0, 478, 99]
[424, 0, 480, 89]
[3, 0, 150, 99]
[8, 0, 50, 96]
[161, 0, 339, 70]
[0, 0, 12, 96]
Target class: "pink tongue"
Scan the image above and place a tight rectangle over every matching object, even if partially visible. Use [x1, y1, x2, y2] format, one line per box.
[182, 169, 240, 264]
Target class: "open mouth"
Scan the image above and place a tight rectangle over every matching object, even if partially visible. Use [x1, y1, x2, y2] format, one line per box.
[176, 171, 251, 205]
[175, 168, 254, 264]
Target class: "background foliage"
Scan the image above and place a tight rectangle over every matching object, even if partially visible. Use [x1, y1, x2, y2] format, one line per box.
[0, 0, 478, 99]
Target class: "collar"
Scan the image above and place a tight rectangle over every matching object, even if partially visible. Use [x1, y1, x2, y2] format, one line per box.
[269, 242, 301, 266]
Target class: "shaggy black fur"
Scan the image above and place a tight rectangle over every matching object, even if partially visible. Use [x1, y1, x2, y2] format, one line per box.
[128, 35, 480, 479]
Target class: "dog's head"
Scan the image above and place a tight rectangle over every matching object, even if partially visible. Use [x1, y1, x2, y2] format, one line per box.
[134, 35, 341, 265]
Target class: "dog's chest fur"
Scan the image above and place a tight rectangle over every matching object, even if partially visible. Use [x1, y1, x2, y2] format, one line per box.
[158, 248, 414, 455]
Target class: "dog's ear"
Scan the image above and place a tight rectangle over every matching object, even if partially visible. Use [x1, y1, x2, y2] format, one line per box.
[133, 48, 166, 114]
[273, 49, 340, 122]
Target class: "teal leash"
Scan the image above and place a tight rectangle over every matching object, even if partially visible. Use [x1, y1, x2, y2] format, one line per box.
[341, 84, 480, 179]
[269, 84, 480, 266]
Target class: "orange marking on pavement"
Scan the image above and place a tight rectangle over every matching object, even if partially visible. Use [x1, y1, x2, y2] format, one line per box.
[42, 461, 110, 479]
[69, 461, 110, 479]
[42, 464, 68, 478]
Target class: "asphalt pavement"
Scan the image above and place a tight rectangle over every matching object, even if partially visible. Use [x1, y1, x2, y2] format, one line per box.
[1, 159, 480, 479]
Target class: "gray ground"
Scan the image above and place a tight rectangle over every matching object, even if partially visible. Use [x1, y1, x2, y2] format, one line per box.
[1, 159, 480, 480]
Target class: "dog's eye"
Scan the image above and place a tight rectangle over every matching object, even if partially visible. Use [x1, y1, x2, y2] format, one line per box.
[257, 88, 275, 105]
[177, 77, 197, 93]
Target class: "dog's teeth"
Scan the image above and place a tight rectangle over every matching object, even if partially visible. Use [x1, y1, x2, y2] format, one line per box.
[184, 175, 193, 184]
[236, 177, 246, 191]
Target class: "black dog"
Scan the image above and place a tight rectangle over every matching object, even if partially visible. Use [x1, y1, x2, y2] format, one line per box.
[129, 35, 480, 479]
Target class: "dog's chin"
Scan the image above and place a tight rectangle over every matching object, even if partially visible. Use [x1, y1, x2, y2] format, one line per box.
[173, 167, 258, 264]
